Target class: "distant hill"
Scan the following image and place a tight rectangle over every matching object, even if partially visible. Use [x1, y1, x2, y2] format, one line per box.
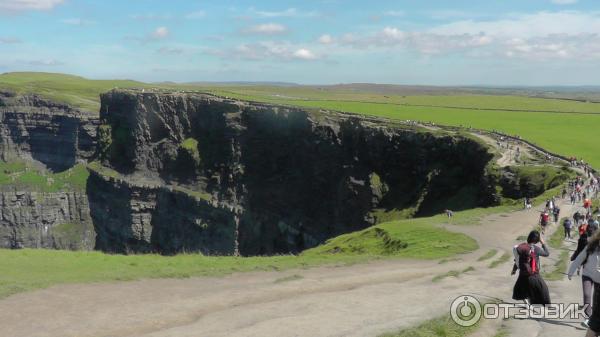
[180, 81, 300, 87]
[3, 72, 600, 113]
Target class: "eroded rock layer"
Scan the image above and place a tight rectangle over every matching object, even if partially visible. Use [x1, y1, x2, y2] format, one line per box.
[0, 91, 97, 250]
[0, 190, 94, 250]
[0, 91, 98, 171]
[89, 90, 496, 255]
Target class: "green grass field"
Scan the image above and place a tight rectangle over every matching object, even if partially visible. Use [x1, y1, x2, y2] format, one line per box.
[1, 72, 597, 167]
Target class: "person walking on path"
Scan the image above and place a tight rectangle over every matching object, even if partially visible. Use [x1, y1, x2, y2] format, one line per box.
[540, 210, 550, 234]
[568, 230, 600, 335]
[512, 230, 551, 305]
[569, 226, 600, 328]
[565, 218, 574, 240]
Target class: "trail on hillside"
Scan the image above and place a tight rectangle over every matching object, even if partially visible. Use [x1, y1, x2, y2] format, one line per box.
[1, 196, 591, 337]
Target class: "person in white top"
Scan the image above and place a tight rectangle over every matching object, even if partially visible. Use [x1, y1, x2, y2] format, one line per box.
[569, 230, 600, 334]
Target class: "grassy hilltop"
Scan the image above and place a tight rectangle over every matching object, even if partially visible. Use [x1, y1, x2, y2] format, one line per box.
[0, 72, 150, 112]
[1, 72, 598, 167]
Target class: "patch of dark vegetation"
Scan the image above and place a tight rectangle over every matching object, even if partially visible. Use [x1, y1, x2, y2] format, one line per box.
[498, 165, 573, 199]
[374, 228, 409, 253]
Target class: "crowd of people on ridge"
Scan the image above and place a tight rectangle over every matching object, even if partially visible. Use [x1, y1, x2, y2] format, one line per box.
[512, 172, 600, 336]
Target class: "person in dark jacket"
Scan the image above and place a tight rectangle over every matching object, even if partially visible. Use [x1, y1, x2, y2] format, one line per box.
[512, 230, 551, 305]
[565, 218, 574, 240]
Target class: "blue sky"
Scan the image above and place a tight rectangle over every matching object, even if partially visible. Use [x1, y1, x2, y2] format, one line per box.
[0, 0, 599, 85]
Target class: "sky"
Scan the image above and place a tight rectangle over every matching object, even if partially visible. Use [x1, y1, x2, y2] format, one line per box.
[0, 0, 599, 85]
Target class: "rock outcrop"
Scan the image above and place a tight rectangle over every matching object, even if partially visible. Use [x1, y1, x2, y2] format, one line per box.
[87, 170, 237, 255]
[0, 89, 512, 255]
[0, 91, 98, 171]
[90, 90, 496, 255]
[0, 190, 94, 250]
[0, 91, 97, 250]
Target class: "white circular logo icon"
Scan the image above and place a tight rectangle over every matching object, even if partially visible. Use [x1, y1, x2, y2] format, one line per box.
[450, 295, 482, 327]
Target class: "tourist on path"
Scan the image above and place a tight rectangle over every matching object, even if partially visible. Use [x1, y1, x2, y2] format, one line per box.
[512, 230, 551, 305]
[565, 218, 574, 240]
[540, 210, 550, 234]
[569, 229, 600, 334]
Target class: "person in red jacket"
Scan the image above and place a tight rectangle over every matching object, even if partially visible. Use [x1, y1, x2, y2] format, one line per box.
[540, 211, 550, 234]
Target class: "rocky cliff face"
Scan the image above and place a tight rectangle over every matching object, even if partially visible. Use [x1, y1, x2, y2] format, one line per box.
[0, 190, 94, 250]
[0, 91, 97, 250]
[87, 170, 237, 255]
[0, 91, 98, 171]
[91, 90, 496, 255]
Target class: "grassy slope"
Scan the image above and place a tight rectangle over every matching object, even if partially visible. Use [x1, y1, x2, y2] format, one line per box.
[304, 215, 478, 258]
[1, 72, 598, 166]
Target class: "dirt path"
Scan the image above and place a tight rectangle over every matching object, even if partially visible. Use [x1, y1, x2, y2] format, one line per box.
[1, 196, 590, 337]
[471, 133, 542, 168]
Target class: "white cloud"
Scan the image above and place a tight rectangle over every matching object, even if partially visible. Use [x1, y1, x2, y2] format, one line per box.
[293, 48, 317, 60]
[430, 11, 600, 37]
[207, 41, 320, 62]
[0, 0, 63, 12]
[318, 34, 333, 44]
[185, 11, 206, 19]
[551, 0, 578, 4]
[321, 11, 600, 61]
[242, 23, 288, 35]
[151, 27, 170, 39]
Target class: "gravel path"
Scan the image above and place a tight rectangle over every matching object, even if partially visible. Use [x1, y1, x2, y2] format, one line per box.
[1, 198, 589, 337]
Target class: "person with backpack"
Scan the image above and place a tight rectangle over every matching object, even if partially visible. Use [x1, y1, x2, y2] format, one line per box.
[511, 230, 551, 305]
[540, 210, 550, 234]
[565, 218, 574, 240]
[568, 229, 600, 332]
